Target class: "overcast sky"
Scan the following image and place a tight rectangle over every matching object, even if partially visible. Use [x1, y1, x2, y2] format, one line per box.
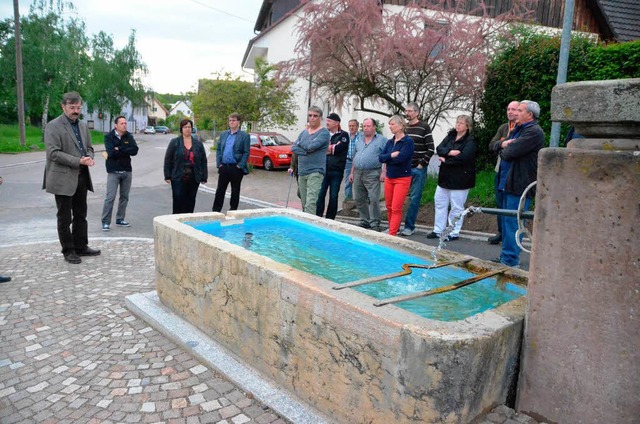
[3, 0, 264, 94]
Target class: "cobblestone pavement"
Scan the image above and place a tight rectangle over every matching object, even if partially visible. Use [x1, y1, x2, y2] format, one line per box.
[0, 239, 541, 424]
[0, 239, 286, 424]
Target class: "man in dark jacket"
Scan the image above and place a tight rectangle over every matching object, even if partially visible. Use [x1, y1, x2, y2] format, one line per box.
[101, 116, 139, 231]
[213, 113, 251, 212]
[487, 100, 519, 244]
[496, 100, 544, 268]
[316, 113, 349, 219]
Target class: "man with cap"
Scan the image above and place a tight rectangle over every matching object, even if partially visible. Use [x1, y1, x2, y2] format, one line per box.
[316, 112, 349, 219]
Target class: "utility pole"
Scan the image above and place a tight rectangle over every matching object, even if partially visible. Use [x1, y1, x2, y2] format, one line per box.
[549, 0, 575, 147]
[13, 0, 27, 147]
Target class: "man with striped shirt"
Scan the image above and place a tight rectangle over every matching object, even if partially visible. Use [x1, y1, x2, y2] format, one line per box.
[399, 102, 435, 236]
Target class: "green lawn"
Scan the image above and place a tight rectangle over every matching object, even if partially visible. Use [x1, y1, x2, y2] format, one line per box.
[0, 124, 105, 153]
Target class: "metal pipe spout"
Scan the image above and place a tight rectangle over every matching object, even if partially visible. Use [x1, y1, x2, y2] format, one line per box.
[476, 207, 534, 220]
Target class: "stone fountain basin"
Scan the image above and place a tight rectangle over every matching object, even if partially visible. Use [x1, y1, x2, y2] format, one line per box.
[153, 208, 527, 423]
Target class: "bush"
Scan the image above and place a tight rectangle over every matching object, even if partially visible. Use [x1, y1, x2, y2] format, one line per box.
[474, 29, 640, 170]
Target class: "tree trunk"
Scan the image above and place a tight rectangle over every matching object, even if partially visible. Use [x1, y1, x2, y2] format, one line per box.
[41, 81, 51, 131]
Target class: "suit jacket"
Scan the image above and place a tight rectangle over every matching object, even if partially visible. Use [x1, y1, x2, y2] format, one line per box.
[216, 130, 250, 174]
[42, 114, 94, 196]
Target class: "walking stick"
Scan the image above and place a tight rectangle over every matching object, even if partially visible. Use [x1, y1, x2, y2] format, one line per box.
[285, 172, 294, 208]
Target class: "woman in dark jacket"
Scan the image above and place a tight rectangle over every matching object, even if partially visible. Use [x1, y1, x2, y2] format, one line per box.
[163, 119, 208, 214]
[427, 115, 476, 241]
[379, 114, 414, 236]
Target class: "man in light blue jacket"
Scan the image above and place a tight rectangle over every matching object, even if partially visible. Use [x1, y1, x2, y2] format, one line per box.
[291, 106, 330, 214]
[213, 113, 251, 212]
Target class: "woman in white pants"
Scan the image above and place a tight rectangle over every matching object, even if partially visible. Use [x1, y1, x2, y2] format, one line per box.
[427, 115, 477, 241]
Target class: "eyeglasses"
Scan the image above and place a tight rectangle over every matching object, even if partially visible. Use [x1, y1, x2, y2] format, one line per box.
[308, 114, 320, 118]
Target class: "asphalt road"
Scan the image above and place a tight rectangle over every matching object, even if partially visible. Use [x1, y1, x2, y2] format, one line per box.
[0, 133, 528, 269]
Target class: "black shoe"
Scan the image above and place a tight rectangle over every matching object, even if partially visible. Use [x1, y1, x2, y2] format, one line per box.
[64, 252, 82, 264]
[490, 257, 502, 263]
[76, 247, 101, 256]
[426, 231, 440, 239]
[446, 235, 459, 241]
[488, 234, 501, 245]
[0, 275, 11, 283]
[116, 219, 130, 227]
[358, 222, 371, 229]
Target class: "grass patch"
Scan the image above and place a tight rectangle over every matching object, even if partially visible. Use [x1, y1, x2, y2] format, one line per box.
[422, 169, 497, 208]
[0, 124, 105, 153]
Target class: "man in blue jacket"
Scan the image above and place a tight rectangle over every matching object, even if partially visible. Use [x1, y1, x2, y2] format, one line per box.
[495, 100, 544, 268]
[213, 113, 251, 212]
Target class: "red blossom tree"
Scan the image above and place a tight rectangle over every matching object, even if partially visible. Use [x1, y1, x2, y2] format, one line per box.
[281, 0, 533, 128]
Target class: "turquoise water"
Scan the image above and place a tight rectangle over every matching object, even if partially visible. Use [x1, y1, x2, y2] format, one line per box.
[188, 216, 525, 321]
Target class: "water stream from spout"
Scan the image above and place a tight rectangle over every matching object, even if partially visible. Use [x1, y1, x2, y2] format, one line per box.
[431, 206, 483, 263]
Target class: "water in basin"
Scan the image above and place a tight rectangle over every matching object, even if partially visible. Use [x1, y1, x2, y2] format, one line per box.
[188, 216, 525, 321]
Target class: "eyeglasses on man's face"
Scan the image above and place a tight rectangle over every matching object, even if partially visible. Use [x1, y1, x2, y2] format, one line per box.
[308, 114, 320, 118]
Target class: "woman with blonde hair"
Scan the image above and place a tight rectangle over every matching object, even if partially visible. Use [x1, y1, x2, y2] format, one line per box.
[378, 115, 414, 235]
[427, 115, 477, 241]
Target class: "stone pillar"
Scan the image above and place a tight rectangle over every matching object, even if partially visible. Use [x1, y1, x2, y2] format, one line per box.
[516, 78, 640, 423]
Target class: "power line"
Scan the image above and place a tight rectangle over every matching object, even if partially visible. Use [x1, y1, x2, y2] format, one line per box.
[187, 0, 255, 23]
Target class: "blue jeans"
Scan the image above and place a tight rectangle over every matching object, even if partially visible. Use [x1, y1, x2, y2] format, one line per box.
[500, 193, 531, 266]
[343, 159, 353, 199]
[494, 173, 504, 234]
[403, 166, 428, 231]
[316, 170, 343, 219]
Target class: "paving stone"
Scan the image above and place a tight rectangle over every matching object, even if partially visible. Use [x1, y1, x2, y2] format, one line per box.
[141, 402, 156, 412]
[201, 399, 222, 412]
[219, 405, 242, 419]
[232, 414, 251, 424]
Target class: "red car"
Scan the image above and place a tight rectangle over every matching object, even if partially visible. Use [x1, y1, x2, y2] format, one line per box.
[248, 132, 293, 171]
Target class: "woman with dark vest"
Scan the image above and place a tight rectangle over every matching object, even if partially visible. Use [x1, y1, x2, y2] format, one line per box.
[163, 119, 208, 213]
[427, 115, 477, 241]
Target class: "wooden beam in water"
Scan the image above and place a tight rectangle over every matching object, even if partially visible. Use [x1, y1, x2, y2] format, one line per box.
[373, 267, 510, 307]
[333, 258, 472, 291]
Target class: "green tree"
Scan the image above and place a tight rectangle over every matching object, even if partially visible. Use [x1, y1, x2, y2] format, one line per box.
[0, 0, 88, 127]
[252, 57, 296, 130]
[192, 75, 256, 132]
[192, 60, 295, 133]
[84, 30, 147, 124]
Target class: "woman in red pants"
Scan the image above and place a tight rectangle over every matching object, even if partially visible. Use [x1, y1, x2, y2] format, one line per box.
[379, 115, 414, 236]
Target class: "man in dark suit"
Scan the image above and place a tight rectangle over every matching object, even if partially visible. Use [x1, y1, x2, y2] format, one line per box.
[43, 91, 101, 264]
[212, 113, 251, 212]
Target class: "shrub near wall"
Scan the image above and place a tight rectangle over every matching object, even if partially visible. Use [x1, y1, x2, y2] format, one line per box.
[474, 31, 640, 170]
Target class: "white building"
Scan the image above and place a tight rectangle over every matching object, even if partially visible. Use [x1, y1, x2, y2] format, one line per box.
[169, 100, 193, 118]
[84, 98, 148, 134]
